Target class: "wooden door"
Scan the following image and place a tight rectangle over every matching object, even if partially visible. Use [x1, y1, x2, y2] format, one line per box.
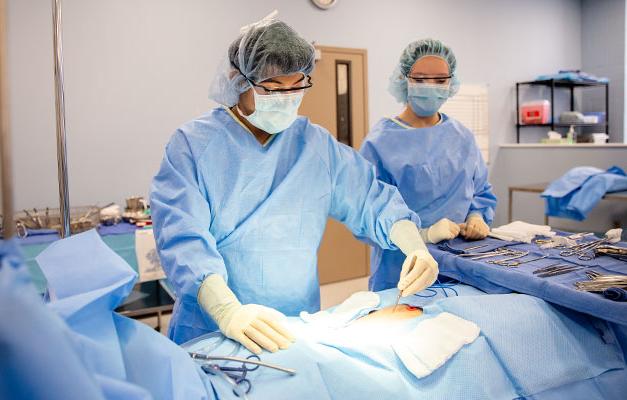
[299, 46, 370, 285]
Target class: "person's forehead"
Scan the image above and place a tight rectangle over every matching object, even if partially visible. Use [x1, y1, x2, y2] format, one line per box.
[410, 56, 449, 75]
[261, 72, 304, 84]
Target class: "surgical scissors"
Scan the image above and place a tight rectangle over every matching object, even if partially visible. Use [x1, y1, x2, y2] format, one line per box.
[191, 353, 297, 398]
[560, 240, 603, 260]
[201, 356, 258, 397]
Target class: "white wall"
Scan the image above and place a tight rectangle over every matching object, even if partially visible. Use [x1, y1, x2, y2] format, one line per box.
[8, 0, 582, 210]
[581, 0, 625, 143]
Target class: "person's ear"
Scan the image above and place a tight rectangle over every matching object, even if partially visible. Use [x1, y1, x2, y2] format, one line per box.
[238, 88, 255, 116]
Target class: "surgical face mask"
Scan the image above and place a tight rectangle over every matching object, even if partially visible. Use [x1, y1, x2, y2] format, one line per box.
[241, 90, 304, 134]
[407, 81, 450, 117]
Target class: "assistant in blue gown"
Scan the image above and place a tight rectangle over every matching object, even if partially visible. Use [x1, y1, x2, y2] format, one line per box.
[360, 115, 496, 291]
[359, 38, 497, 292]
[150, 107, 420, 344]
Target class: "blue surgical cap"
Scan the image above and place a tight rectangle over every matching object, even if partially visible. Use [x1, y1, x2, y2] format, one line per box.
[209, 17, 316, 107]
[388, 38, 460, 104]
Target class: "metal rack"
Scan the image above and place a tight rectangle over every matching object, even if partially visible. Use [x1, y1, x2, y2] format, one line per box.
[0, 1, 174, 330]
[1, 0, 70, 240]
[515, 79, 609, 143]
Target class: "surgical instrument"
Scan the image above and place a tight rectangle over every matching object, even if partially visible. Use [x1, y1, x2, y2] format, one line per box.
[594, 245, 627, 262]
[394, 254, 417, 312]
[484, 251, 531, 266]
[587, 271, 601, 279]
[199, 354, 263, 398]
[533, 262, 571, 274]
[202, 363, 251, 399]
[486, 252, 528, 265]
[15, 221, 27, 238]
[438, 242, 491, 255]
[536, 266, 582, 278]
[463, 244, 488, 251]
[575, 272, 627, 292]
[459, 248, 523, 261]
[189, 353, 297, 376]
[568, 232, 595, 240]
[458, 247, 510, 257]
[22, 208, 41, 229]
[560, 229, 622, 260]
[560, 241, 601, 260]
[32, 207, 44, 228]
[536, 232, 594, 249]
[491, 254, 547, 268]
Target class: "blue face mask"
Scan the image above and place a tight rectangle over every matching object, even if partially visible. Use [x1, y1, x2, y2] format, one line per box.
[407, 82, 451, 117]
[242, 90, 304, 134]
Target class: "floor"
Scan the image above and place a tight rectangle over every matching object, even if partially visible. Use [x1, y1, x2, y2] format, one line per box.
[139, 276, 370, 335]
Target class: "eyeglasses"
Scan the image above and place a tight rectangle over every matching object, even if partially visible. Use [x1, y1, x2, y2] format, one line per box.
[250, 75, 313, 94]
[234, 64, 313, 93]
[407, 75, 452, 85]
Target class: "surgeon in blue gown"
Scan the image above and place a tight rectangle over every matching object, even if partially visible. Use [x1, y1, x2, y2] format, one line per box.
[150, 17, 439, 354]
[360, 39, 497, 292]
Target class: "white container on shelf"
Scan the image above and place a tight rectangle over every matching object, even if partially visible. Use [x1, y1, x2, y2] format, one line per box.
[592, 133, 609, 144]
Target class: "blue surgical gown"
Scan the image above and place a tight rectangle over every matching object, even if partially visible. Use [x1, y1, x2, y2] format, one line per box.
[150, 107, 420, 344]
[359, 115, 496, 292]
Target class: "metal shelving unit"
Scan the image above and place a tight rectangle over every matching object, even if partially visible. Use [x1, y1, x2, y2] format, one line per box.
[515, 79, 609, 143]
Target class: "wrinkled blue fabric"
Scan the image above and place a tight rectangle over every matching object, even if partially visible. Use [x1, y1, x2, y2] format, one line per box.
[431, 234, 627, 325]
[360, 115, 496, 292]
[1, 230, 213, 400]
[0, 239, 108, 400]
[426, 294, 625, 397]
[182, 287, 626, 400]
[526, 369, 627, 400]
[536, 71, 609, 83]
[151, 107, 420, 344]
[542, 166, 627, 221]
[604, 287, 627, 302]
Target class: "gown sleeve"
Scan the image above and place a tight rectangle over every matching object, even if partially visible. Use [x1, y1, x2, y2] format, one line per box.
[150, 130, 228, 303]
[327, 136, 421, 249]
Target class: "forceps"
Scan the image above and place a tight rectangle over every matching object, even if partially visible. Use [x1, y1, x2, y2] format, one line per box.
[533, 262, 568, 274]
[463, 244, 489, 251]
[533, 263, 582, 278]
[458, 248, 512, 260]
[490, 254, 547, 268]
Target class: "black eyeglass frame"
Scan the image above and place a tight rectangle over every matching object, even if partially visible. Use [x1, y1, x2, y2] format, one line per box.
[233, 64, 313, 93]
[407, 74, 452, 83]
